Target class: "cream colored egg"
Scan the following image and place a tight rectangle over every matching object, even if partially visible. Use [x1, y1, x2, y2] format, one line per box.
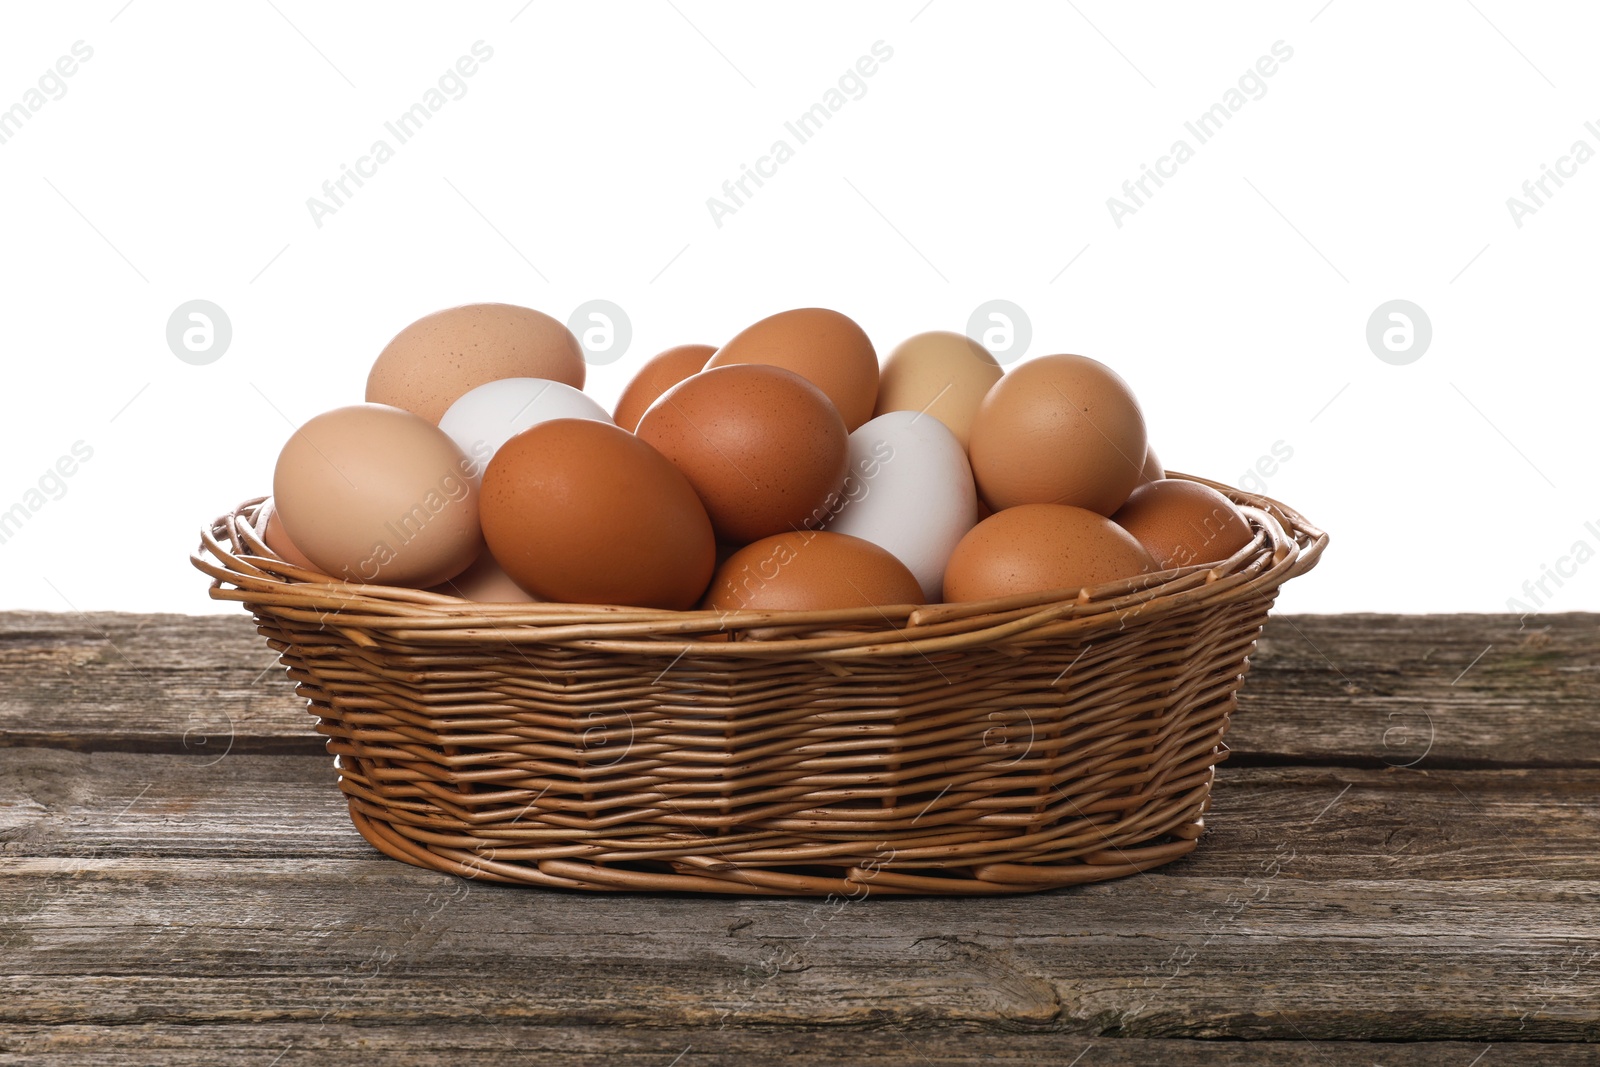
[272, 404, 482, 588]
[427, 550, 540, 602]
[873, 331, 1003, 450]
[367, 303, 585, 424]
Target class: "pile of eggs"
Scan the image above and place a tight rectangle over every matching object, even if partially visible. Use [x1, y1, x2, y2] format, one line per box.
[262, 303, 1256, 612]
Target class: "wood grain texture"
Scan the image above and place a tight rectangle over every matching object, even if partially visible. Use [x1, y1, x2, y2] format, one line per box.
[4, 853, 1598, 1040]
[1230, 612, 1600, 769]
[1, 1027, 1580, 1066]
[6, 752, 1600, 882]
[3, 611, 1598, 1060]
[4, 612, 1595, 766]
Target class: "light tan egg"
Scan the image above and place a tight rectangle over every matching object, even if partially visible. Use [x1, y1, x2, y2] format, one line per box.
[367, 303, 586, 424]
[426, 550, 541, 602]
[272, 404, 482, 588]
[873, 331, 1003, 450]
[254, 498, 321, 573]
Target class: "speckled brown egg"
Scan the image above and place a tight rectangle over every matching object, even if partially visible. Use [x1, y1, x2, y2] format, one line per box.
[702, 530, 924, 612]
[941, 503, 1155, 603]
[367, 303, 586, 424]
[636, 364, 848, 544]
[1112, 479, 1254, 569]
[612, 343, 715, 432]
[704, 308, 878, 430]
[873, 330, 1003, 449]
[479, 419, 714, 609]
[967, 354, 1148, 516]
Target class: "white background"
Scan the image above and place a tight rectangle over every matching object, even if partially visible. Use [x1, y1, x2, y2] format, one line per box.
[0, 1, 1594, 617]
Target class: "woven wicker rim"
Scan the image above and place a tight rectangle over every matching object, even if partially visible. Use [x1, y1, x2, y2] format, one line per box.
[193, 471, 1326, 654]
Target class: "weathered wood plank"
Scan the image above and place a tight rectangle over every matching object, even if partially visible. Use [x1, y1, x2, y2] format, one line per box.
[0, 612, 302, 755]
[5, 753, 1599, 886]
[1231, 612, 1600, 769]
[0, 1026, 1574, 1066]
[3, 612, 1595, 767]
[4, 846, 1597, 1039]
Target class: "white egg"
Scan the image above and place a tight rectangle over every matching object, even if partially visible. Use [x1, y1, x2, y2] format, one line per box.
[438, 378, 613, 484]
[821, 410, 978, 602]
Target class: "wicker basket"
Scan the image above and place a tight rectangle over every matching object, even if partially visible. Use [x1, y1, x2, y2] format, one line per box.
[193, 473, 1325, 896]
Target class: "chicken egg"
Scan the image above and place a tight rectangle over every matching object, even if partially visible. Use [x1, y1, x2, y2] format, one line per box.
[272, 404, 482, 588]
[942, 503, 1155, 603]
[1112, 478, 1254, 569]
[479, 418, 714, 609]
[636, 364, 848, 544]
[427, 549, 541, 602]
[1140, 446, 1165, 485]
[613, 343, 715, 432]
[821, 410, 978, 602]
[705, 308, 878, 430]
[873, 331, 1002, 450]
[367, 303, 586, 424]
[702, 530, 923, 612]
[967, 354, 1148, 516]
[438, 377, 613, 485]
[254, 498, 320, 573]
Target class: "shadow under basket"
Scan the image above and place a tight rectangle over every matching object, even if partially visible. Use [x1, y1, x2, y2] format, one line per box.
[194, 473, 1326, 897]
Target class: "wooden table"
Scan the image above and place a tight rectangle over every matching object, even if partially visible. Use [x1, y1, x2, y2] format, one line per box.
[3, 611, 1597, 1064]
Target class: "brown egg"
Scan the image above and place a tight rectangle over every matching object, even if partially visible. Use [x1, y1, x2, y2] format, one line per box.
[703, 531, 924, 612]
[1139, 446, 1165, 486]
[967, 354, 1148, 516]
[480, 419, 714, 609]
[367, 303, 585, 424]
[272, 404, 482, 588]
[254, 498, 320, 573]
[636, 364, 848, 544]
[705, 308, 878, 430]
[1112, 479, 1254, 569]
[942, 504, 1155, 603]
[873, 331, 1003, 449]
[612, 343, 715, 432]
[426, 550, 540, 602]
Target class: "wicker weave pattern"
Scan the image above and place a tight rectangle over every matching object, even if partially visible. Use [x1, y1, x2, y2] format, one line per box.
[195, 474, 1325, 895]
